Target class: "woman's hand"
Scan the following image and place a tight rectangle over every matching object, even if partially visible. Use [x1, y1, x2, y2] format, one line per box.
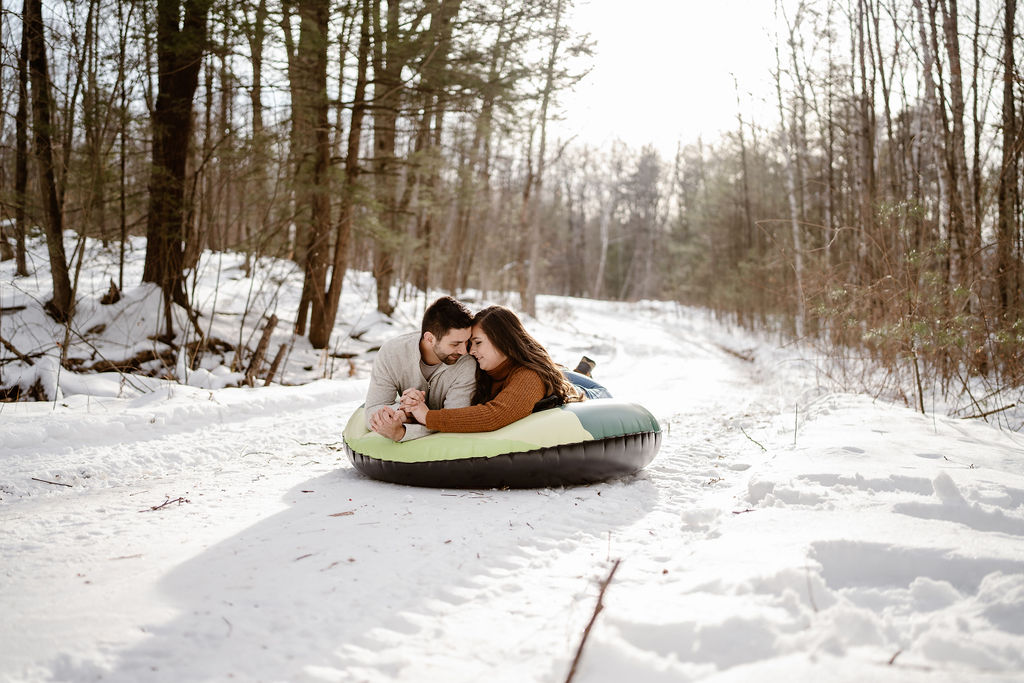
[408, 401, 429, 425]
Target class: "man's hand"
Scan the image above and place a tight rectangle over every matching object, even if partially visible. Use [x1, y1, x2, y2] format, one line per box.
[399, 388, 426, 412]
[368, 406, 407, 442]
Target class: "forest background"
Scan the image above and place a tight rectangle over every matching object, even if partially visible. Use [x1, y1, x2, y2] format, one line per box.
[0, 0, 1022, 417]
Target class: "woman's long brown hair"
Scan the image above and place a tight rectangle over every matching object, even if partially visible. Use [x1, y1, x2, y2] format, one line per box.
[470, 306, 581, 405]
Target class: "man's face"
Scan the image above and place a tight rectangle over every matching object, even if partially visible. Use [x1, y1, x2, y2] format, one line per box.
[430, 328, 471, 365]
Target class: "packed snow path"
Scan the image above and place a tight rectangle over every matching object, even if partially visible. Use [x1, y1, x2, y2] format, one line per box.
[2, 299, 1023, 682]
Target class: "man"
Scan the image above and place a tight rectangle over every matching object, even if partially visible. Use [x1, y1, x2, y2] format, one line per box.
[364, 296, 476, 441]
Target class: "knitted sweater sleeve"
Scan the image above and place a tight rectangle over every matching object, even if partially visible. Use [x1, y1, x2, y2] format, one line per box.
[424, 367, 545, 433]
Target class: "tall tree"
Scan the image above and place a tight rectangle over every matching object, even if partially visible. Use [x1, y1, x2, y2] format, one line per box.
[368, 0, 436, 315]
[309, 0, 372, 349]
[518, 0, 572, 317]
[996, 0, 1018, 316]
[443, 0, 527, 294]
[775, 12, 805, 338]
[370, 0, 406, 316]
[620, 146, 662, 301]
[24, 0, 73, 321]
[142, 0, 212, 335]
[11, 6, 30, 276]
[938, 0, 975, 288]
[407, 0, 462, 293]
[289, 0, 331, 344]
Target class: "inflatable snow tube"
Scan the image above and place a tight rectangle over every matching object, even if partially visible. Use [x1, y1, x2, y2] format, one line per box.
[343, 399, 661, 489]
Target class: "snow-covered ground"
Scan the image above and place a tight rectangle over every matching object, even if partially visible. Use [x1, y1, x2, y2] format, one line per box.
[2, 236, 1024, 682]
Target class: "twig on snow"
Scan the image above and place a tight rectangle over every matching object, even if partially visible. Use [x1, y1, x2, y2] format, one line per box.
[139, 496, 190, 512]
[960, 403, 1016, 420]
[565, 558, 622, 683]
[1, 334, 35, 365]
[31, 477, 72, 487]
[739, 426, 767, 452]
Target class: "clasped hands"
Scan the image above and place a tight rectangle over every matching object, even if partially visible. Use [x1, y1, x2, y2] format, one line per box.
[368, 389, 429, 441]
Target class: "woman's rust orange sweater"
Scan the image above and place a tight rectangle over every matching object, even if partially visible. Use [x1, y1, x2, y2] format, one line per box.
[423, 360, 545, 433]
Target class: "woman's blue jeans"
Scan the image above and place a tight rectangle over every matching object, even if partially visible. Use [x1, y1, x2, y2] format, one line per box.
[563, 370, 612, 399]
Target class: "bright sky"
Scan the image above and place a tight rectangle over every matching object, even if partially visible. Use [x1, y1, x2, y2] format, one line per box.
[558, 0, 779, 157]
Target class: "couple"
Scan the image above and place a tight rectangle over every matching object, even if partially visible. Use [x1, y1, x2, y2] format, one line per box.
[365, 296, 609, 442]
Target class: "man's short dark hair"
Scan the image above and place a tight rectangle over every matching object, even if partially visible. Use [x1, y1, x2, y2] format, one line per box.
[421, 296, 473, 339]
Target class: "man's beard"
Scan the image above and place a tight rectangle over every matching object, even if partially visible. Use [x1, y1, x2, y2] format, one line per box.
[434, 344, 461, 365]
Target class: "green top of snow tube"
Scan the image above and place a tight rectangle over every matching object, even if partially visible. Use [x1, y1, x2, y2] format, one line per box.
[342, 399, 661, 488]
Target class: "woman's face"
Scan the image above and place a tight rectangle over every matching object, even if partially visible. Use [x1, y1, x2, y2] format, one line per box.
[469, 324, 508, 372]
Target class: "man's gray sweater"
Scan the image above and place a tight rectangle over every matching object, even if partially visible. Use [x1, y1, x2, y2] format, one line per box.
[365, 331, 477, 441]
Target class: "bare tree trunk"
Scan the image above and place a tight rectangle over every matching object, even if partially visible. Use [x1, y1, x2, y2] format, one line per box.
[519, 0, 565, 317]
[409, 0, 461, 293]
[243, 0, 269, 275]
[733, 77, 753, 255]
[245, 0, 269, 147]
[867, 0, 900, 200]
[516, 124, 536, 312]
[912, 0, 948, 254]
[371, 0, 402, 316]
[823, 15, 836, 264]
[445, 65, 497, 292]
[332, 4, 356, 160]
[592, 185, 615, 299]
[996, 0, 1018, 317]
[0, 2, 13, 263]
[117, 0, 133, 291]
[281, 0, 303, 272]
[311, 0, 371, 349]
[218, 11, 234, 249]
[142, 0, 211, 332]
[969, 0, 982, 276]
[775, 35, 805, 338]
[855, 0, 877, 287]
[24, 0, 73, 321]
[938, 0, 975, 289]
[923, 0, 966, 286]
[565, 175, 586, 297]
[293, 0, 332, 344]
[197, 43, 214, 255]
[12, 12, 30, 276]
[80, 0, 104, 241]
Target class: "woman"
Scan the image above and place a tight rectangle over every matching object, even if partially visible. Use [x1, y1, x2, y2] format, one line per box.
[404, 305, 609, 433]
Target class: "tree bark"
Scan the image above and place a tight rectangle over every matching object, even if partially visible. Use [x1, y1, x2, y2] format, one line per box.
[81, 0, 107, 242]
[775, 37, 805, 338]
[117, 0, 133, 291]
[855, 0, 877, 286]
[938, 0, 975, 289]
[24, 0, 73, 321]
[370, 0, 399, 315]
[310, 0, 371, 349]
[292, 0, 332, 343]
[408, 0, 461, 294]
[519, 0, 565, 317]
[912, 0, 948, 253]
[243, 0, 269, 275]
[142, 0, 211, 331]
[996, 0, 1018, 316]
[12, 10, 30, 276]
